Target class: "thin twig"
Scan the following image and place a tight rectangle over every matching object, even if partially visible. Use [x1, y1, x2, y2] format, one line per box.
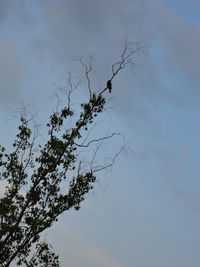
[79, 56, 93, 99]
[74, 132, 123, 148]
[92, 145, 126, 173]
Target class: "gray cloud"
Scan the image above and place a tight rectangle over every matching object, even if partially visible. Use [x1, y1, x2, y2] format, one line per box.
[1, 0, 199, 112]
[0, 0, 27, 25]
[0, 0, 11, 23]
[34, 0, 159, 132]
[0, 40, 24, 104]
[41, 0, 150, 57]
[30, 0, 200, 130]
[153, 5, 200, 106]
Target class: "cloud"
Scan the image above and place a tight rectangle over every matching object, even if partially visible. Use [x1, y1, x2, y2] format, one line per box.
[50, 222, 123, 267]
[2, 0, 198, 114]
[34, 0, 159, 132]
[0, 1, 27, 25]
[41, 0, 150, 58]
[0, 40, 25, 104]
[152, 5, 200, 106]
[29, 0, 199, 136]
[0, 0, 11, 23]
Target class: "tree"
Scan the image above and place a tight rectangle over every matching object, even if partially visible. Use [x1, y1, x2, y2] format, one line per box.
[0, 40, 141, 266]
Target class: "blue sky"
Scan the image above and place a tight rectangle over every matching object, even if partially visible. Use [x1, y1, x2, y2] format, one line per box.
[1, 0, 200, 266]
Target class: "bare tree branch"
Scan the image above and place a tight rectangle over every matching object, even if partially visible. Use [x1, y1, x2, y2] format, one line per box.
[92, 144, 126, 173]
[100, 39, 143, 95]
[74, 132, 123, 148]
[66, 72, 81, 110]
[74, 56, 93, 99]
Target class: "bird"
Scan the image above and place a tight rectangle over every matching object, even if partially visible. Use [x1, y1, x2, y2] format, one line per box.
[107, 80, 112, 93]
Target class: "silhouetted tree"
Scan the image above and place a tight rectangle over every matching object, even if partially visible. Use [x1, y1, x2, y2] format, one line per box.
[0, 40, 141, 266]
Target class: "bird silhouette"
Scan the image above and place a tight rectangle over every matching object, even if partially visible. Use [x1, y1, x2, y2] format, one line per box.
[107, 80, 112, 93]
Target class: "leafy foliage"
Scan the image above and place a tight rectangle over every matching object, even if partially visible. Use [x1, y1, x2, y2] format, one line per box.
[0, 41, 141, 266]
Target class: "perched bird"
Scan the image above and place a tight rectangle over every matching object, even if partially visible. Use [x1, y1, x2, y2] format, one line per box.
[107, 80, 112, 93]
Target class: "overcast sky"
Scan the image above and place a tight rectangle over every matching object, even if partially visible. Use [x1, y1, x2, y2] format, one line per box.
[1, 0, 200, 266]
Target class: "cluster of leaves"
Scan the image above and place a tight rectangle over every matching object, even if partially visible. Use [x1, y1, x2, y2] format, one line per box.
[24, 242, 60, 267]
[0, 92, 105, 266]
[0, 40, 140, 266]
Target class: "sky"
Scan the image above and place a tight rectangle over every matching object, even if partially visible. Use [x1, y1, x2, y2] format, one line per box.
[0, 0, 200, 266]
